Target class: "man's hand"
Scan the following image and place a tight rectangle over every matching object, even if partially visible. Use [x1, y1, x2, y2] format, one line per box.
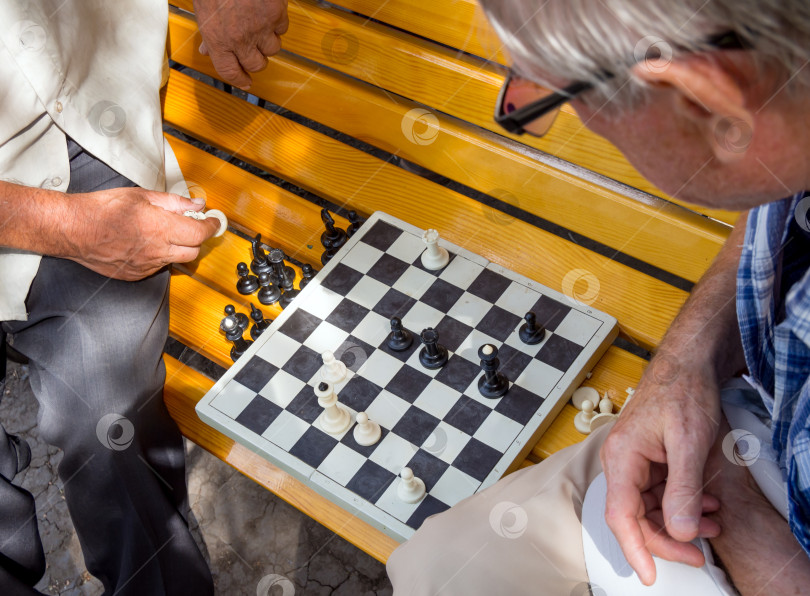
[601, 359, 723, 585]
[193, 0, 289, 90]
[61, 188, 219, 280]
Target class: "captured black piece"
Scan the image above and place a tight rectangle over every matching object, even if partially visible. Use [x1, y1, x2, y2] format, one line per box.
[346, 210, 363, 237]
[478, 344, 509, 398]
[224, 304, 249, 333]
[320, 208, 347, 251]
[220, 310, 253, 362]
[299, 264, 316, 290]
[519, 311, 546, 345]
[279, 288, 300, 310]
[250, 233, 272, 276]
[249, 304, 272, 340]
[236, 262, 259, 295]
[387, 316, 413, 351]
[257, 272, 281, 305]
[419, 327, 448, 369]
[268, 248, 295, 291]
[321, 247, 338, 266]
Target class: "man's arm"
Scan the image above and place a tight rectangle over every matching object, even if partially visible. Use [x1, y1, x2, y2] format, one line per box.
[600, 215, 749, 585]
[193, 0, 289, 90]
[0, 181, 218, 280]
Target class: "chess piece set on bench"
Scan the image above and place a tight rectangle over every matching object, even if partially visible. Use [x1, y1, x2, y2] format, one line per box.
[571, 386, 634, 434]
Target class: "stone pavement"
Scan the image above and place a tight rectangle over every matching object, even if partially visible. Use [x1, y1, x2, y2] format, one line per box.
[0, 362, 393, 595]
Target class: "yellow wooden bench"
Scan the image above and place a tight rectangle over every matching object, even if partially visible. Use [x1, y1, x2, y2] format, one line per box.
[161, 0, 739, 563]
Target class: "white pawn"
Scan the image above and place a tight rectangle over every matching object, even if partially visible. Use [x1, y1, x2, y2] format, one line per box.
[420, 229, 450, 270]
[353, 412, 381, 446]
[574, 399, 595, 434]
[598, 395, 614, 414]
[572, 386, 599, 411]
[314, 381, 352, 435]
[397, 467, 426, 504]
[321, 351, 347, 384]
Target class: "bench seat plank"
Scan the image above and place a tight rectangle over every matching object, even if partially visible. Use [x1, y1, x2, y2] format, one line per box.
[166, 15, 730, 284]
[163, 70, 689, 350]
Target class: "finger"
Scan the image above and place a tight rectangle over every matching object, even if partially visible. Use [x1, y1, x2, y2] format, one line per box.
[604, 461, 657, 585]
[168, 214, 220, 247]
[236, 46, 270, 74]
[662, 441, 709, 542]
[146, 192, 206, 214]
[167, 243, 203, 265]
[640, 516, 707, 567]
[210, 50, 252, 89]
[257, 33, 283, 58]
[274, 10, 290, 36]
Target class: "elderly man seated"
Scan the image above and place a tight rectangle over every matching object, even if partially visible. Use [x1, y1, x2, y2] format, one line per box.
[386, 1, 810, 594]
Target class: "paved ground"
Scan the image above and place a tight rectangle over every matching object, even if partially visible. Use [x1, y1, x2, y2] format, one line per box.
[0, 362, 393, 595]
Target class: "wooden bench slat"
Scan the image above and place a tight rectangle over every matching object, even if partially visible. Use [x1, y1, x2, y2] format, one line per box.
[163, 70, 690, 350]
[162, 354, 401, 562]
[167, 1, 738, 225]
[167, 15, 730, 284]
[532, 345, 648, 459]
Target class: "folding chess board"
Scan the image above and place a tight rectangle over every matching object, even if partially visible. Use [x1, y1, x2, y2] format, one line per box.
[196, 212, 619, 542]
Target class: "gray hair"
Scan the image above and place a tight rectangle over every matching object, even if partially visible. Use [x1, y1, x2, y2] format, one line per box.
[479, 0, 810, 107]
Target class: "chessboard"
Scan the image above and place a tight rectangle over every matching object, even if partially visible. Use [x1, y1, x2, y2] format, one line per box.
[196, 212, 619, 542]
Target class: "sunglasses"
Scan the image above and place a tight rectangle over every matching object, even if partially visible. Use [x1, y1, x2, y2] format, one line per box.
[494, 31, 748, 137]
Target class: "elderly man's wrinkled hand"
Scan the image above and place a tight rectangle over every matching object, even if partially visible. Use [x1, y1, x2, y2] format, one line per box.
[600, 353, 723, 586]
[194, 0, 289, 90]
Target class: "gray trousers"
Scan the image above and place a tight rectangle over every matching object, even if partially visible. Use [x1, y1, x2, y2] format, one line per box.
[0, 140, 213, 595]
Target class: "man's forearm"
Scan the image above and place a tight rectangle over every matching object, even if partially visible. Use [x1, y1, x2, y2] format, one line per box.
[0, 180, 71, 255]
[653, 214, 748, 382]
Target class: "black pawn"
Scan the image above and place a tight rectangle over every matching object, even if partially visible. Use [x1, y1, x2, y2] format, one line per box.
[346, 211, 363, 237]
[236, 262, 259, 295]
[250, 304, 271, 340]
[224, 304, 249, 334]
[321, 247, 338, 266]
[419, 328, 448, 370]
[250, 234, 272, 276]
[387, 317, 412, 351]
[220, 311, 253, 362]
[299, 264, 316, 290]
[478, 344, 509, 398]
[519, 312, 545, 345]
[268, 248, 295, 291]
[279, 289, 300, 310]
[257, 272, 281, 305]
[320, 208, 347, 251]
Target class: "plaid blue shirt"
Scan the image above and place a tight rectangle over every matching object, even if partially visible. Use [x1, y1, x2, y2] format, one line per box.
[737, 193, 810, 554]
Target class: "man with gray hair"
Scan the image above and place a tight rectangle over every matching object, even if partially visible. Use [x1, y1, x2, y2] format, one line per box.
[387, 1, 810, 594]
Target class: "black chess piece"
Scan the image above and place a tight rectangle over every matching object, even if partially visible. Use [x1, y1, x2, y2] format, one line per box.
[387, 317, 413, 351]
[257, 272, 281, 305]
[249, 303, 272, 340]
[220, 310, 253, 362]
[224, 304, 249, 334]
[299, 264, 316, 290]
[478, 344, 509, 398]
[346, 210, 363, 237]
[279, 288, 300, 310]
[267, 248, 295, 291]
[419, 328, 448, 369]
[250, 234, 272, 276]
[320, 208, 347, 251]
[321, 247, 338, 266]
[236, 262, 259, 295]
[519, 312, 545, 345]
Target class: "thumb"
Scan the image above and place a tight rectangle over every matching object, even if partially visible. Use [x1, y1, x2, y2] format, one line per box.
[147, 191, 206, 215]
[199, 41, 209, 55]
[662, 445, 708, 542]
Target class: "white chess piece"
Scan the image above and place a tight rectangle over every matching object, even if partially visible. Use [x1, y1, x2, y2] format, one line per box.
[182, 208, 228, 237]
[574, 399, 596, 434]
[589, 412, 618, 432]
[321, 351, 347, 384]
[420, 229, 450, 270]
[598, 395, 614, 414]
[397, 467, 426, 504]
[572, 387, 600, 411]
[353, 412, 381, 446]
[314, 381, 352, 435]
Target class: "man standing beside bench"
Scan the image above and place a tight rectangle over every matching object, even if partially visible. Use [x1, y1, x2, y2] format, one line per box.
[388, 1, 810, 594]
[0, 1, 287, 593]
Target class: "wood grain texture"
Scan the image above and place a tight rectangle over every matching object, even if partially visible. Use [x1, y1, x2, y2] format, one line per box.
[163, 70, 690, 350]
[166, 1, 739, 225]
[162, 354, 401, 562]
[167, 14, 731, 283]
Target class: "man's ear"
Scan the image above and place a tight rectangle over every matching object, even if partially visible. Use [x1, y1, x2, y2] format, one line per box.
[631, 55, 755, 163]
